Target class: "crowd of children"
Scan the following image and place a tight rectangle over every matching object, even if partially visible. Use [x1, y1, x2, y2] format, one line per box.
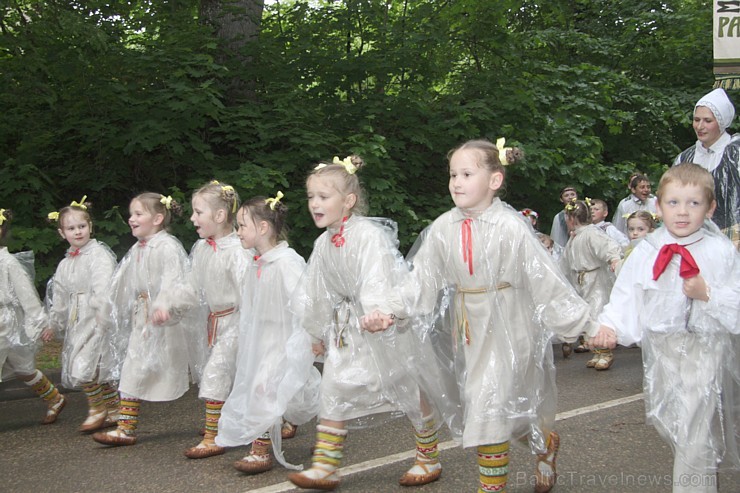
[1, 105, 738, 492]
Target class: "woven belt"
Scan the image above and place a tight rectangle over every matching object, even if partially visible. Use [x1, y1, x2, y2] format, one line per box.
[455, 283, 511, 345]
[207, 306, 236, 347]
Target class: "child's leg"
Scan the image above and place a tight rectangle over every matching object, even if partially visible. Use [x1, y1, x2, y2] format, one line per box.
[534, 431, 560, 493]
[399, 414, 442, 486]
[100, 383, 120, 422]
[79, 382, 108, 432]
[594, 348, 614, 371]
[478, 442, 509, 492]
[287, 420, 347, 490]
[233, 431, 274, 474]
[91, 393, 140, 446]
[18, 369, 66, 424]
[184, 399, 226, 459]
[281, 418, 298, 439]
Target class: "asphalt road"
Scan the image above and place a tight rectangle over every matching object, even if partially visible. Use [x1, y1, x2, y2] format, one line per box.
[1, 346, 738, 492]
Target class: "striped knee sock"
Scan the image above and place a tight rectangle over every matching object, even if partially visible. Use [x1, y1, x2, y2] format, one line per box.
[25, 370, 60, 403]
[204, 399, 224, 440]
[312, 424, 348, 472]
[478, 442, 509, 493]
[100, 384, 120, 412]
[83, 383, 106, 410]
[117, 397, 142, 436]
[414, 417, 440, 463]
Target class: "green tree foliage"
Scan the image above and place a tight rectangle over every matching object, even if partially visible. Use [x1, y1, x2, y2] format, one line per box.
[0, 0, 734, 287]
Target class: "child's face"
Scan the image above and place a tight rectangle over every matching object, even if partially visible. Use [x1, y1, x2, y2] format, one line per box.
[190, 194, 225, 239]
[626, 218, 651, 241]
[560, 189, 577, 205]
[236, 209, 260, 250]
[128, 199, 163, 241]
[448, 149, 502, 211]
[539, 235, 554, 253]
[630, 180, 652, 202]
[590, 203, 608, 224]
[58, 210, 91, 250]
[693, 106, 723, 148]
[306, 175, 355, 230]
[656, 182, 716, 239]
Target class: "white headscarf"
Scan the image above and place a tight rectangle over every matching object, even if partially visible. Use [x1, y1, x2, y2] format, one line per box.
[694, 88, 736, 132]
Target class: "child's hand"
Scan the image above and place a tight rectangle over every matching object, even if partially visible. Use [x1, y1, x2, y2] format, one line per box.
[40, 328, 54, 343]
[311, 341, 325, 357]
[588, 325, 617, 349]
[683, 275, 709, 302]
[609, 259, 619, 272]
[151, 308, 171, 325]
[361, 310, 395, 333]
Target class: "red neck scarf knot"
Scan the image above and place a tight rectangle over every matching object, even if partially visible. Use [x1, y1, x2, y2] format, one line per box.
[69, 248, 81, 257]
[254, 254, 262, 278]
[206, 237, 217, 252]
[462, 218, 474, 276]
[331, 216, 348, 248]
[652, 243, 700, 281]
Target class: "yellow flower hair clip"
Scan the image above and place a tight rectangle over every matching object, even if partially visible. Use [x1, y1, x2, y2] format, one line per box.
[584, 197, 592, 207]
[0, 209, 6, 226]
[210, 180, 220, 185]
[265, 191, 284, 211]
[495, 137, 513, 165]
[564, 198, 579, 212]
[70, 195, 88, 210]
[160, 195, 173, 210]
[47, 211, 60, 222]
[332, 156, 357, 174]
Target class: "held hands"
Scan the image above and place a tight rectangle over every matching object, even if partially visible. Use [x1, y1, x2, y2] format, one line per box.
[312, 341, 325, 357]
[151, 308, 171, 325]
[609, 259, 619, 273]
[587, 325, 617, 349]
[360, 310, 395, 333]
[40, 328, 54, 343]
[683, 274, 709, 302]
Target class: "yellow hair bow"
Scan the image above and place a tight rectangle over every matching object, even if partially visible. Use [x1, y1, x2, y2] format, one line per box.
[70, 195, 88, 210]
[48, 211, 60, 222]
[0, 209, 6, 226]
[584, 197, 592, 207]
[210, 180, 220, 185]
[265, 191, 284, 210]
[220, 185, 237, 213]
[332, 156, 357, 174]
[160, 195, 173, 210]
[496, 138, 512, 165]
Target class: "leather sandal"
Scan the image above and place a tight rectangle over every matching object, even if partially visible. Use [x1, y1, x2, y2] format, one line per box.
[41, 394, 66, 425]
[399, 461, 442, 486]
[233, 455, 273, 474]
[534, 431, 560, 493]
[79, 408, 108, 433]
[92, 429, 137, 446]
[287, 470, 341, 491]
[184, 442, 225, 459]
[281, 421, 297, 439]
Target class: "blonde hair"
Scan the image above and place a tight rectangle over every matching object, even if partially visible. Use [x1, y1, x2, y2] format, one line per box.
[307, 155, 368, 215]
[656, 163, 715, 204]
[55, 200, 93, 232]
[193, 181, 240, 224]
[240, 196, 289, 242]
[627, 210, 656, 231]
[132, 192, 183, 229]
[448, 139, 525, 176]
[564, 199, 591, 225]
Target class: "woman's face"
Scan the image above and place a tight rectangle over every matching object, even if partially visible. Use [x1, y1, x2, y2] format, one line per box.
[693, 106, 723, 148]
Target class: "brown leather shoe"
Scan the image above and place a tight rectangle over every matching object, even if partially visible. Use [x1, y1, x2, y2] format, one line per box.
[399, 461, 442, 487]
[41, 395, 66, 425]
[534, 431, 560, 493]
[281, 421, 297, 439]
[184, 443, 225, 459]
[233, 456, 273, 474]
[92, 429, 137, 446]
[287, 470, 341, 491]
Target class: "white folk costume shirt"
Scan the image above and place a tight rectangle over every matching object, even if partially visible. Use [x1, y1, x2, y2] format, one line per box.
[0, 248, 46, 381]
[190, 232, 250, 401]
[48, 239, 116, 388]
[106, 230, 198, 401]
[612, 194, 658, 235]
[560, 224, 622, 319]
[407, 198, 599, 450]
[550, 210, 569, 247]
[594, 220, 629, 248]
[217, 242, 320, 470]
[598, 225, 740, 473]
[300, 215, 456, 431]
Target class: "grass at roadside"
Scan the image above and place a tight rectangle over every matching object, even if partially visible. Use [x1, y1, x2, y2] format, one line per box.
[37, 340, 62, 370]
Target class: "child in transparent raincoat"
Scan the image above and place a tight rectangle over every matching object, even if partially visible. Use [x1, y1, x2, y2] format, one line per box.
[363, 139, 600, 493]
[42, 197, 118, 432]
[92, 192, 199, 447]
[183, 180, 250, 459]
[287, 155, 457, 491]
[217, 193, 320, 474]
[560, 199, 622, 371]
[591, 163, 740, 493]
[0, 208, 66, 424]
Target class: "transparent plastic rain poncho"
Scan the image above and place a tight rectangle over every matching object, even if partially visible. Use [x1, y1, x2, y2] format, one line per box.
[0, 248, 46, 382]
[598, 221, 740, 472]
[216, 241, 320, 469]
[404, 198, 598, 451]
[674, 134, 740, 233]
[189, 232, 250, 401]
[101, 230, 200, 401]
[559, 224, 621, 318]
[45, 239, 117, 389]
[295, 214, 461, 435]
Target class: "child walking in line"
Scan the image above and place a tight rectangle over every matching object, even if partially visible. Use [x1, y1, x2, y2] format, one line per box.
[184, 181, 250, 459]
[42, 197, 119, 432]
[217, 193, 320, 474]
[612, 172, 658, 235]
[590, 163, 740, 493]
[590, 198, 629, 249]
[362, 139, 601, 493]
[615, 210, 657, 275]
[93, 192, 199, 446]
[561, 199, 622, 371]
[287, 156, 455, 491]
[0, 208, 66, 424]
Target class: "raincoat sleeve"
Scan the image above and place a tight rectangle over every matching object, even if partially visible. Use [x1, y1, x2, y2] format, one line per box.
[46, 268, 69, 334]
[597, 246, 645, 346]
[9, 254, 47, 341]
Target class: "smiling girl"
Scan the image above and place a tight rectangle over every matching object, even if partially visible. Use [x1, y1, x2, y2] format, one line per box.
[43, 196, 118, 432]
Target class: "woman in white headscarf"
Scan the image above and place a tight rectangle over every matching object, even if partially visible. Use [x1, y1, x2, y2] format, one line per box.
[674, 88, 739, 247]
